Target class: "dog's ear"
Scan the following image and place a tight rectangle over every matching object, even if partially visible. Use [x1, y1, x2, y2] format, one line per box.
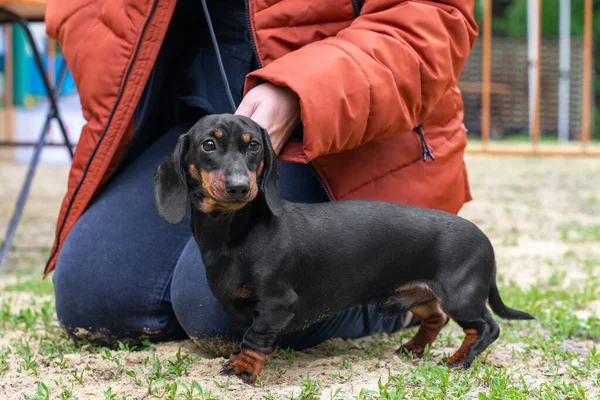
[259, 127, 283, 217]
[153, 133, 190, 224]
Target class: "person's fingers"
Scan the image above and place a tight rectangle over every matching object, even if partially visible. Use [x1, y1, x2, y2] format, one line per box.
[233, 82, 299, 155]
[235, 93, 274, 133]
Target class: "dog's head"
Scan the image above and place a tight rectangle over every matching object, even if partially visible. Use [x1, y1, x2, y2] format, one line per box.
[153, 114, 282, 224]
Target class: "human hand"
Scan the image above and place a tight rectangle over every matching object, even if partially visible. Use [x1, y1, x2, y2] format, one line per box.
[235, 82, 300, 155]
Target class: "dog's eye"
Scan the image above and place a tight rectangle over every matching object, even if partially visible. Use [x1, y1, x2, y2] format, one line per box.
[202, 140, 216, 152]
[248, 140, 260, 152]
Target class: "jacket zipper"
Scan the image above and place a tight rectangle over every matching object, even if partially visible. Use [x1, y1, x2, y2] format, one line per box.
[245, 0, 332, 201]
[245, 0, 262, 68]
[415, 124, 435, 161]
[350, 0, 363, 18]
[44, 0, 161, 275]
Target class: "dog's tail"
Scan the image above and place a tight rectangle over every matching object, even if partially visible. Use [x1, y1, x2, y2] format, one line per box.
[488, 280, 535, 320]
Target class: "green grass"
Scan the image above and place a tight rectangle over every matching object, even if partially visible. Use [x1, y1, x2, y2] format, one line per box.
[559, 222, 600, 243]
[4, 268, 54, 296]
[287, 374, 323, 400]
[1, 260, 599, 399]
[355, 364, 593, 400]
[468, 134, 564, 144]
[1, 224, 600, 399]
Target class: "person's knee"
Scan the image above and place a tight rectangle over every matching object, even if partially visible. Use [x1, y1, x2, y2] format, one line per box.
[171, 239, 241, 355]
[53, 222, 166, 346]
[54, 231, 118, 345]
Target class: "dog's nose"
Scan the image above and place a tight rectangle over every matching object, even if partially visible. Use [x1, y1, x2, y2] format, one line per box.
[225, 176, 250, 200]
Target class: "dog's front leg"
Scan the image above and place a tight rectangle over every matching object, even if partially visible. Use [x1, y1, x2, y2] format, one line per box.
[220, 289, 297, 384]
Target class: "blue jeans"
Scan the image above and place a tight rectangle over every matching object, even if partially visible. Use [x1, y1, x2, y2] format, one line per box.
[53, 125, 414, 353]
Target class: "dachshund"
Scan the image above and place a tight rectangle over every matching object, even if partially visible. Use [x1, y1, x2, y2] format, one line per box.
[153, 113, 534, 384]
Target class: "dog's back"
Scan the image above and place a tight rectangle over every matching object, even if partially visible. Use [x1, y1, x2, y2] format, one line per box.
[272, 199, 497, 332]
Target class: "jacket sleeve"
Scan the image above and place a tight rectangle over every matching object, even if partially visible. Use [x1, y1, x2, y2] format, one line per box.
[244, 0, 478, 162]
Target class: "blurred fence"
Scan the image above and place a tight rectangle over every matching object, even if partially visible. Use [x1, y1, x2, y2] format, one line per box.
[459, 0, 598, 156]
[460, 37, 585, 138]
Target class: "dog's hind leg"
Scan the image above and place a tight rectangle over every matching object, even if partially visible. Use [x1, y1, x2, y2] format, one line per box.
[396, 298, 447, 358]
[465, 309, 500, 361]
[441, 309, 499, 369]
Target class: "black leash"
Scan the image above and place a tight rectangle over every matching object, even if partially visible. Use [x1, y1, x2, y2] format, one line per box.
[199, 0, 237, 113]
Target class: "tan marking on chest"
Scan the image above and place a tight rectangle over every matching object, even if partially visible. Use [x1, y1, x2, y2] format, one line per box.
[237, 285, 252, 299]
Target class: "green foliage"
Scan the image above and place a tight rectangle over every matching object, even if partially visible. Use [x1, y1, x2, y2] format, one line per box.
[475, 0, 600, 38]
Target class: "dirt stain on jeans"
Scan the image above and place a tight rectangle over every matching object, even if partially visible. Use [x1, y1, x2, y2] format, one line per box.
[190, 335, 239, 357]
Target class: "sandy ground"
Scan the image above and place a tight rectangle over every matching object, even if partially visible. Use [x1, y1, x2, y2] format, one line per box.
[1, 154, 599, 399]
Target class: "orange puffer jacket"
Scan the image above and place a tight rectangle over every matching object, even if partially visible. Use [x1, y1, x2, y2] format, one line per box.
[43, 0, 478, 276]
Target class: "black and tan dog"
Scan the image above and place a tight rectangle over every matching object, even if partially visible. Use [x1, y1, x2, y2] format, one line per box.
[153, 114, 534, 384]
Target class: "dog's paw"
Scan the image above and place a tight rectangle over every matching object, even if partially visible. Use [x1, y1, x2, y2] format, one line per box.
[218, 349, 268, 384]
[439, 357, 471, 369]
